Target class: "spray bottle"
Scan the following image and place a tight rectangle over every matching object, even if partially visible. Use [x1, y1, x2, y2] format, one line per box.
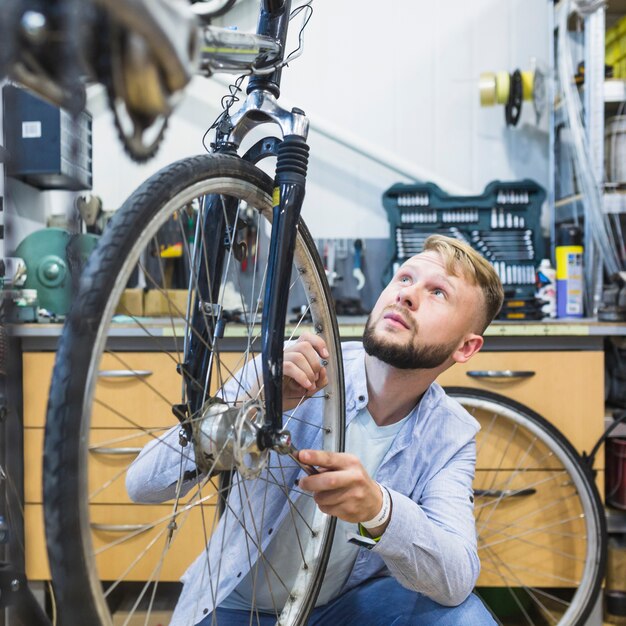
[556, 224, 584, 318]
[536, 259, 557, 318]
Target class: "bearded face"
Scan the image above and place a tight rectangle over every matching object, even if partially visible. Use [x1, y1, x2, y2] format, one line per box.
[362, 306, 459, 370]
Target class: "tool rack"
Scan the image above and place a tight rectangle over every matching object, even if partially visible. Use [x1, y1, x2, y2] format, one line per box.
[382, 179, 547, 320]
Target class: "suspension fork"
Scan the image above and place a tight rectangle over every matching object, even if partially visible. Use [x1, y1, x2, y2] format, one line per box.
[257, 135, 310, 449]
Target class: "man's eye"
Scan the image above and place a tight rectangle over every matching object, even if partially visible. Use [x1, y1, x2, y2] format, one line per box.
[433, 288, 446, 298]
[399, 276, 411, 284]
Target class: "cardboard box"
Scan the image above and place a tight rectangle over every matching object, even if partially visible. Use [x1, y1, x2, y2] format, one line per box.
[112, 610, 172, 626]
[115, 288, 144, 317]
[143, 289, 189, 317]
[608, 538, 626, 591]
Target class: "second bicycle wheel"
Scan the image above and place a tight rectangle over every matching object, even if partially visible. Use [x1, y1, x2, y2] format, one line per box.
[446, 387, 606, 626]
[44, 154, 345, 626]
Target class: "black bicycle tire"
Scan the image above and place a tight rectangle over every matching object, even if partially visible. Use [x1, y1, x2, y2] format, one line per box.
[43, 154, 345, 626]
[445, 386, 607, 626]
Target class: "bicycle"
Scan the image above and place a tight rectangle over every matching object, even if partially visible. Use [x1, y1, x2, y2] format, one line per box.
[1, 1, 607, 625]
[35, 1, 345, 625]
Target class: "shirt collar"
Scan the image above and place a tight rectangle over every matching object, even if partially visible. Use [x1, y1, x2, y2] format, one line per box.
[344, 346, 370, 421]
[344, 344, 440, 424]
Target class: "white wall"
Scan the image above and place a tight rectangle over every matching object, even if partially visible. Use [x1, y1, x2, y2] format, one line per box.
[89, 0, 550, 239]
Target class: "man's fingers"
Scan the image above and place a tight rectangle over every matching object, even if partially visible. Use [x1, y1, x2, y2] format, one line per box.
[283, 360, 314, 389]
[316, 367, 328, 388]
[313, 486, 351, 506]
[298, 449, 355, 470]
[286, 342, 326, 372]
[298, 469, 353, 493]
[295, 332, 329, 359]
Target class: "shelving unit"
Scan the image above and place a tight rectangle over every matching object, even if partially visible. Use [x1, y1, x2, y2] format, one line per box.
[549, 0, 626, 317]
[550, 5, 626, 625]
[554, 75, 626, 221]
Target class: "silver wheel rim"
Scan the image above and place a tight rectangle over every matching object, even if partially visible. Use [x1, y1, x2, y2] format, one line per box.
[76, 174, 342, 626]
[453, 393, 603, 626]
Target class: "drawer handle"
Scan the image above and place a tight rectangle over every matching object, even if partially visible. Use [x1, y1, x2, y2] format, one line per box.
[466, 370, 535, 381]
[474, 488, 536, 498]
[90, 523, 153, 534]
[89, 446, 143, 456]
[98, 369, 153, 379]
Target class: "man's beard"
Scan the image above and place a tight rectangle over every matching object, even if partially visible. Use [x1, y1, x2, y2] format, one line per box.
[362, 310, 458, 370]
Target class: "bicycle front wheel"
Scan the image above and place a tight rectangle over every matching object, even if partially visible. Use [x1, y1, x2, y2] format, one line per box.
[446, 387, 606, 626]
[43, 154, 345, 626]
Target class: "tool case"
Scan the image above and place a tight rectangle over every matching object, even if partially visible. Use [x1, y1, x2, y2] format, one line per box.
[382, 179, 546, 320]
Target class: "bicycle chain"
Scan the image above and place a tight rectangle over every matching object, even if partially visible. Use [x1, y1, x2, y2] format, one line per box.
[101, 19, 169, 163]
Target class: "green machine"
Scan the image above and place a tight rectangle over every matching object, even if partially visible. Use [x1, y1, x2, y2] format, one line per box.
[14, 228, 99, 317]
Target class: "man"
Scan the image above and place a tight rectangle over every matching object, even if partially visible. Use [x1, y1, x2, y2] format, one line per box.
[127, 234, 503, 625]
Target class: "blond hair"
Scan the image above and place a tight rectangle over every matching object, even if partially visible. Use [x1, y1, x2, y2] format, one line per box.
[422, 234, 504, 333]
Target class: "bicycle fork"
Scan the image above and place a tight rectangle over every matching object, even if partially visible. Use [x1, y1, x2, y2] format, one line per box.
[178, 95, 316, 474]
[257, 134, 310, 451]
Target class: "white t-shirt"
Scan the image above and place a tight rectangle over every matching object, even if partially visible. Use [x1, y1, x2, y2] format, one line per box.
[221, 407, 409, 612]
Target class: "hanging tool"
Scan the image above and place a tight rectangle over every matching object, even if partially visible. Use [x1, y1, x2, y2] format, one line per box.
[323, 240, 340, 288]
[353, 239, 365, 291]
[75, 194, 103, 234]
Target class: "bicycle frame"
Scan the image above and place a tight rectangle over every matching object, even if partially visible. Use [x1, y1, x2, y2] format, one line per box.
[182, 0, 313, 449]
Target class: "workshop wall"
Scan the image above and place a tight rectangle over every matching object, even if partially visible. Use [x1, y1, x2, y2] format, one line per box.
[84, 0, 549, 242]
[87, 0, 548, 242]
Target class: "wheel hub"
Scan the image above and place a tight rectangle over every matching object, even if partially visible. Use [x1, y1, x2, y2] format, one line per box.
[193, 399, 269, 479]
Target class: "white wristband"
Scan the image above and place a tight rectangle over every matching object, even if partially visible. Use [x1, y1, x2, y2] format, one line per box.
[360, 483, 391, 530]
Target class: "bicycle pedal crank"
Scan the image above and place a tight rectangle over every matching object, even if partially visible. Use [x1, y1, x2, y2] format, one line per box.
[192, 399, 268, 479]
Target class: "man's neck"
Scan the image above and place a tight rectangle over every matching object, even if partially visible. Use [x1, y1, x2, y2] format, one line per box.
[364, 353, 445, 426]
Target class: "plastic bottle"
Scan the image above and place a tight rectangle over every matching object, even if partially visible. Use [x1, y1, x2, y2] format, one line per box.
[556, 224, 584, 318]
[536, 259, 557, 318]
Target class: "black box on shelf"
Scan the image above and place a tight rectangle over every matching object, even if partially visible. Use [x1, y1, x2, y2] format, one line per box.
[382, 179, 547, 320]
[2, 84, 92, 190]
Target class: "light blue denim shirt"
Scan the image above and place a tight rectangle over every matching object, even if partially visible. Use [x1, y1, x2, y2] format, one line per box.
[126, 342, 481, 626]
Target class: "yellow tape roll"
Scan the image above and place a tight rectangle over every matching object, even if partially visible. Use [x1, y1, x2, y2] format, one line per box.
[479, 72, 497, 107]
[521, 70, 534, 101]
[495, 71, 510, 105]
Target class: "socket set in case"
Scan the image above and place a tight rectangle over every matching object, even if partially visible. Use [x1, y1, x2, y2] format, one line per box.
[383, 180, 547, 320]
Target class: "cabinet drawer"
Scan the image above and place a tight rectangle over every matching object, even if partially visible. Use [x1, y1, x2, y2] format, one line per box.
[24, 352, 182, 428]
[439, 351, 604, 465]
[23, 351, 246, 428]
[26, 503, 216, 581]
[25, 428, 217, 505]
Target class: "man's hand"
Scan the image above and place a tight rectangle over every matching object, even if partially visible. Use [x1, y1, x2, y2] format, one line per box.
[297, 450, 390, 537]
[282, 333, 329, 412]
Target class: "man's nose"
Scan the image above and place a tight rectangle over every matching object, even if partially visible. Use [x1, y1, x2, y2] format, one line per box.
[396, 284, 419, 310]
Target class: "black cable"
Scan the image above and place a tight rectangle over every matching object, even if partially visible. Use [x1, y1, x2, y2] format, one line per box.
[202, 73, 248, 152]
[583, 408, 626, 470]
[192, 0, 238, 23]
[505, 69, 523, 127]
[282, 2, 313, 66]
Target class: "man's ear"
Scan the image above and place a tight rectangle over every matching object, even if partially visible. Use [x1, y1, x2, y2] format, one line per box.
[452, 334, 484, 364]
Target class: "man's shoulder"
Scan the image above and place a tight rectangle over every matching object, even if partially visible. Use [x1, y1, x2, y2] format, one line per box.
[429, 382, 481, 435]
